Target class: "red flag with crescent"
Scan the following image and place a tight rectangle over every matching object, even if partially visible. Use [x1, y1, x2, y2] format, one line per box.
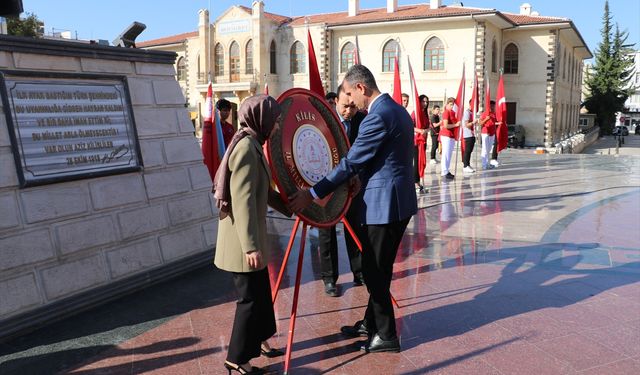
[408, 57, 426, 178]
[307, 30, 325, 97]
[392, 46, 402, 105]
[453, 64, 465, 152]
[202, 83, 224, 182]
[496, 73, 508, 152]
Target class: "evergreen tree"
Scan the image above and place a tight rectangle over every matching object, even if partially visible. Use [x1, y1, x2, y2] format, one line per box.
[6, 13, 41, 38]
[584, 1, 636, 133]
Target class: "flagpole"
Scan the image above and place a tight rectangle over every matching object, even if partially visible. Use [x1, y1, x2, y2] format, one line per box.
[472, 63, 477, 173]
[208, 0, 212, 83]
[453, 61, 464, 178]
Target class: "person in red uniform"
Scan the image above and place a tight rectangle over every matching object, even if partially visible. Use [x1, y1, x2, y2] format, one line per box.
[440, 97, 460, 180]
[216, 99, 236, 147]
[411, 94, 430, 193]
[479, 100, 497, 169]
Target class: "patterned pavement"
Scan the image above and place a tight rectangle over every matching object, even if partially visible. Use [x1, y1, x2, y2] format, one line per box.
[1, 150, 639, 374]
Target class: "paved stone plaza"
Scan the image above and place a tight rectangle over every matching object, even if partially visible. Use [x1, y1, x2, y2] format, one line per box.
[1, 147, 639, 374]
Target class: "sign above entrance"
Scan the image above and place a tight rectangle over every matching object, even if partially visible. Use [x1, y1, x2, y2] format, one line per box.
[217, 19, 251, 35]
[266, 88, 351, 228]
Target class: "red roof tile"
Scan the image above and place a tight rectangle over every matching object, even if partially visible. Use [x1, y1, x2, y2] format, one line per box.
[502, 12, 568, 25]
[237, 5, 291, 25]
[287, 5, 494, 27]
[137, 4, 575, 50]
[137, 31, 198, 48]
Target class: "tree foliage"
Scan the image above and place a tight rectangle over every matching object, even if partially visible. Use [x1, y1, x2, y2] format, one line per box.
[6, 12, 41, 38]
[584, 1, 636, 134]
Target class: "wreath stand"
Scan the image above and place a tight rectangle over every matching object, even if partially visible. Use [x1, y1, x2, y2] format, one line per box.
[270, 216, 400, 375]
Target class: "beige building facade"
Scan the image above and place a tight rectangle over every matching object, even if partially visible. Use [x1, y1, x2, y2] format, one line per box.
[139, 0, 591, 147]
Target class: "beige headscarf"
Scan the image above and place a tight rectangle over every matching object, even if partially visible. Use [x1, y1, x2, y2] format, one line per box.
[213, 95, 281, 219]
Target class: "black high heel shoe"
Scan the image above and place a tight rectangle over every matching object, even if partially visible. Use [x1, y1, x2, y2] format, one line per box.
[260, 346, 284, 358]
[224, 361, 266, 374]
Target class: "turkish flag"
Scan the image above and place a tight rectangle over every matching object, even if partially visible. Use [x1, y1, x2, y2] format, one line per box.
[496, 73, 508, 152]
[408, 57, 426, 178]
[307, 30, 325, 97]
[202, 83, 222, 182]
[392, 47, 402, 105]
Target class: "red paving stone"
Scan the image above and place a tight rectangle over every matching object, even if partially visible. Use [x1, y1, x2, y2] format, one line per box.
[63, 158, 640, 374]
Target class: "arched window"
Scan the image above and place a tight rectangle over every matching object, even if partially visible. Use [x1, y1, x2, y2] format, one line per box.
[423, 37, 444, 71]
[229, 41, 240, 81]
[245, 39, 253, 74]
[382, 39, 399, 72]
[214, 43, 224, 76]
[504, 43, 518, 74]
[491, 38, 497, 73]
[176, 56, 186, 81]
[341, 42, 355, 73]
[290, 41, 305, 74]
[269, 40, 277, 74]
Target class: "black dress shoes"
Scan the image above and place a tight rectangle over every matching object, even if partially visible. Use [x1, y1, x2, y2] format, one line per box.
[324, 282, 338, 297]
[353, 274, 365, 287]
[360, 333, 400, 353]
[340, 320, 370, 337]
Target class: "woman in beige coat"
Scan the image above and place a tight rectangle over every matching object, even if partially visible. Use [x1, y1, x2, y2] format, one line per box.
[213, 95, 286, 375]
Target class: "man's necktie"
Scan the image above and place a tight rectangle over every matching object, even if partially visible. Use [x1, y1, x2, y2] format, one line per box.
[343, 120, 350, 135]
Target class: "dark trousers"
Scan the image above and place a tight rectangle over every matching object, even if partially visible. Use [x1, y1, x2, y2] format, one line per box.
[463, 137, 475, 167]
[318, 202, 363, 283]
[413, 143, 427, 183]
[361, 218, 410, 340]
[491, 142, 498, 160]
[430, 132, 439, 160]
[227, 268, 276, 364]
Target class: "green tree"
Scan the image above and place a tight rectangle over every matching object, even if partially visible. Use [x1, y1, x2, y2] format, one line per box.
[584, 1, 636, 134]
[6, 13, 41, 38]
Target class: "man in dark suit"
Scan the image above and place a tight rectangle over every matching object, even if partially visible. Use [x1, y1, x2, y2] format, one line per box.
[289, 64, 417, 353]
[318, 86, 366, 297]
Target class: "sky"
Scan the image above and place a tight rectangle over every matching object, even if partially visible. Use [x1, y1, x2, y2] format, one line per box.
[22, 0, 640, 56]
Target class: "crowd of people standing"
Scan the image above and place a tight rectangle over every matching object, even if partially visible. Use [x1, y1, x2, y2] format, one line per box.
[401, 92, 505, 191]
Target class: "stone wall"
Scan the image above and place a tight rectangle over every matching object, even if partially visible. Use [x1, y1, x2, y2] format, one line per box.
[549, 127, 600, 154]
[0, 35, 217, 339]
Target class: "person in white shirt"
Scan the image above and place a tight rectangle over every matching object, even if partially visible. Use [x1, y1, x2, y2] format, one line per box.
[461, 99, 477, 174]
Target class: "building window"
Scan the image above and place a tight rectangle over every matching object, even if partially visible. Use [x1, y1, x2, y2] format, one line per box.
[563, 49, 567, 80]
[290, 41, 305, 74]
[214, 43, 224, 76]
[556, 45, 562, 78]
[504, 43, 518, 74]
[341, 42, 355, 73]
[383, 39, 399, 72]
[245, 39, 253, 74]
[176, 57, 186, 81]
[423, 37, 444, 71]
[491, 38, 497, 73]
[506, 102, 517, 125]
[270, 40, 277, 74]
[230, 41, 240, 81]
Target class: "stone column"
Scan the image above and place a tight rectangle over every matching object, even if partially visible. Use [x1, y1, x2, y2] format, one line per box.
[544, 29, 559, 148]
